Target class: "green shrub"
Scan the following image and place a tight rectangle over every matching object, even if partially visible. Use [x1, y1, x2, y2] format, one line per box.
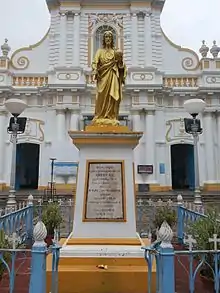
[153, 205, 177, 229]
[41, 202, 63, 235]
[188, 208, 220, 279]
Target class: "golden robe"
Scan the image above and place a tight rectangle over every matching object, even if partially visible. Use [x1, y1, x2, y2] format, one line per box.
[91, 48, 127, 126]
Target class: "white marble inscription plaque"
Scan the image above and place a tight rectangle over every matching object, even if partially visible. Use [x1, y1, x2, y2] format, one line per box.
[85, 162, 124, 220]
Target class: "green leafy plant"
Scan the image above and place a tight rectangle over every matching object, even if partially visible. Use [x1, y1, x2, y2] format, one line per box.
[188, 208, 220, 280]
[153, 205, 177, 229]
[41, 202, 63, 236]
[0, 230, 11, 278]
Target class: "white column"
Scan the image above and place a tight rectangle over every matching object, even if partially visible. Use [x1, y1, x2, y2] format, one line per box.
[70, 110, 79, 130]
[217, 113, 220, 182]
[73, 12, 80, 67]
[132, 111, 142, 184]
[56, 109, 66, 141]
[0, 111, 6, 185]
[131, 12, 138, 67]
[144, 9, 152, 67]
[59, 12, 67, 66]
[203, 112, 216, 182]
[67, 110, 79, 185]
[145, 110, 156, 183]
[56, 109, 66, 184]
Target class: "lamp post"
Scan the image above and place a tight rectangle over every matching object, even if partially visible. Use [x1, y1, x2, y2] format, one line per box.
[4, 98, 27, 207]
[50, 158, 56, 200]
[184, 98, 206, 205]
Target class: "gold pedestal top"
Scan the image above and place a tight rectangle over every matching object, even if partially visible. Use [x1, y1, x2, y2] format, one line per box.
[85, 125, 131, 133]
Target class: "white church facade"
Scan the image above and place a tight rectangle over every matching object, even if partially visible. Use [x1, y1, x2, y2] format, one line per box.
[0, 0, 220, 193]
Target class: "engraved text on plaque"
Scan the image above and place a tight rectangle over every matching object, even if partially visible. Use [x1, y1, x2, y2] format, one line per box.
[84, 161, 125, 221]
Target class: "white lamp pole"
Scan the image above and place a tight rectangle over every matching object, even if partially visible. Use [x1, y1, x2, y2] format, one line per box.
[184, 98, 206, 205]
[4, 98, 27, 207]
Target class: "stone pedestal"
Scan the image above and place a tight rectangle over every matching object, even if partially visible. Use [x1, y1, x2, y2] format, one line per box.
[46, 125, 156, 293]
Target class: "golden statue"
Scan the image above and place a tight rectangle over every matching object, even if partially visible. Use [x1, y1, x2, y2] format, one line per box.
[91, 31, 127, 126]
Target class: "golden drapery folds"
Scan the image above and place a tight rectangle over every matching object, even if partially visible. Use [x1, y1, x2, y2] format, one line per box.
[91, 37, 127, 126]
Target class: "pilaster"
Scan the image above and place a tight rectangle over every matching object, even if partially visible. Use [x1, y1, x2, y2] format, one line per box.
[70, 109, 79, 131]
[217, 112, 220, 183]
[123, 14, 132, 67]
[73, 12, 81, 67]
[137, 12, 145, 67]
[144, 9, 152, 67]
[48, 9, 60, 68]
[80, 13, 88, 67]
[0, 110, 7, 190]
[203, 111, 216, 183]
[55, 107, 66, 184]
[131, 12, 138, 67]
[151, 9, 162, 69]
[132, 110, 143, 184]
[56, 107, 66, 141]
[59, 12, 67, 66]
[145, 109, 156, 183]
[65, 11, 75, 66]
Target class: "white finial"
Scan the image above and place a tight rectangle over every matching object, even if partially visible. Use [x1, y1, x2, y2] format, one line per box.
[209, 234, 220, 251]
[137, 198, 143, 206]
[33, 221, 47, 246]
[28, 194, 34, 206]
[58, 199, 63, 206]
[158, 221, 173, 248]
[210, 40, 220, 58]
[38, 198, 43, 206]
[68, 198, 73, 206]
[177, 194, 183, 205]
[184, 234, 196, 251]
[1, 38, 11, 57]
[199, 40, 209, 58]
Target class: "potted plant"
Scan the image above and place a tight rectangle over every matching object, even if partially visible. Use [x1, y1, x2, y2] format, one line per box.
[188, 207, 220, 283]
[41, 202, 63, 247]
[152, 205, 177, 241]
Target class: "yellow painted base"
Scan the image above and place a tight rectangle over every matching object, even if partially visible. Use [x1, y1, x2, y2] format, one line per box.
[46, 238, 156, 293]
[66, 237, 141, 246]
[0, 183, 6, 191]
[85, 125, 131, 133]
[38, 184, 76, 191]
[135, 184, 172, 192]
[149, 184, 172, 192]
[203, 183, 220, 191]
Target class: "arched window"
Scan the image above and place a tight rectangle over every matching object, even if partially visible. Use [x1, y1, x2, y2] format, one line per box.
[94, 25, 117, 53]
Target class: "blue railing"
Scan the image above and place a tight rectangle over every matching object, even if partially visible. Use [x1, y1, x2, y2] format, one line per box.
[0, 243, 61, 293]
[0, 204, 33, 245]
[177, 204, 205, 243]
[0, 195, 218, 293]
[143, 238, 220, 293]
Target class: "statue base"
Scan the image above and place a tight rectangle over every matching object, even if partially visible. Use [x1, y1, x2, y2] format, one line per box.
[85, 124, 130, 133]
[46, 237, 156, 293]
[46, 125, 157, 292]
[91, 117, 120, 126]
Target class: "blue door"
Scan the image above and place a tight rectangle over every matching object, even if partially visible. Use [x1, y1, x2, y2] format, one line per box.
[171, 144, 195, 190]
[186, 145, 195, 190]
[15, 143, 40, 190]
